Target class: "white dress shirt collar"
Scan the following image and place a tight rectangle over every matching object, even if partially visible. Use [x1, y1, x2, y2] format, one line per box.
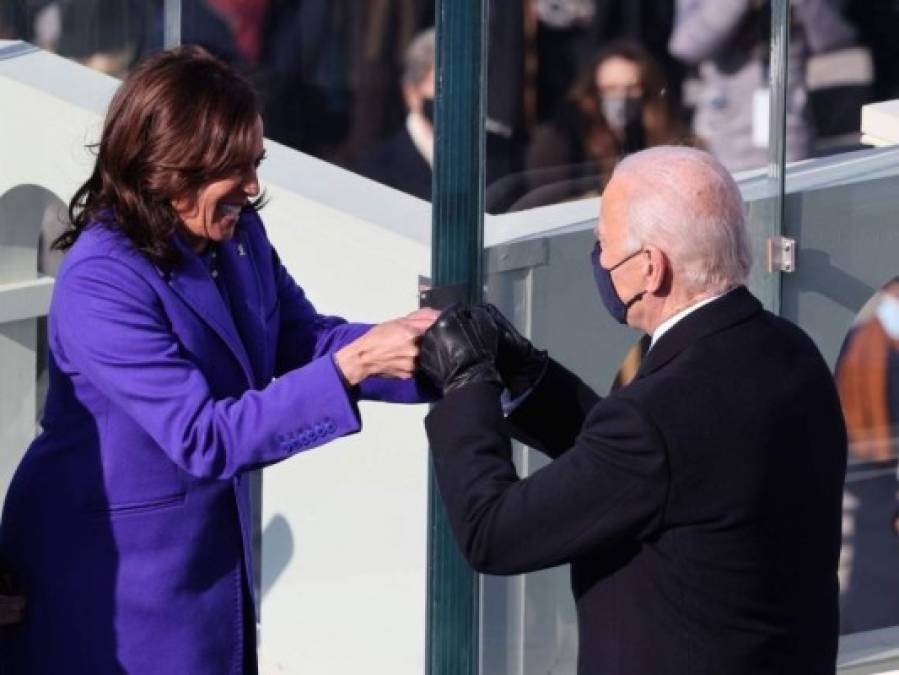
[406, 112, 434, 167]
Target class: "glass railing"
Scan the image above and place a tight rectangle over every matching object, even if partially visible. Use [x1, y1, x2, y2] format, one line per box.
[478, 142, 899, 674]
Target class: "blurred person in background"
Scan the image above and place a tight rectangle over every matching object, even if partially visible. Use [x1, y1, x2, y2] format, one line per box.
[0, 0, 157, 77]
[522, 41, 690, 208]
[533, 0, 684, 123]
[846, 0, 899, 102]
[533, 0, 599, 123]
[0, 47, 436, 674]
[669, 0, 856, 173]
[352, 20, 529, 212]
[353, 27, 436, 201]
[836, 278, 899, 463]
[0, 2, 26, 39]
[183, 0, 434, 163]
[54, 0, 151, 76]
[834, 279, 899, 631]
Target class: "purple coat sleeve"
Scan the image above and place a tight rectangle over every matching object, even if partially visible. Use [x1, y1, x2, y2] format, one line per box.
[271, 248, 432, 403]
[52, 256, 364, 480]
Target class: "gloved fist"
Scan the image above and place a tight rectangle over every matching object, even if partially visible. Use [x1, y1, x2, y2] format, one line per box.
[480, 303, 548, 399]
[418, 303, 503, 395]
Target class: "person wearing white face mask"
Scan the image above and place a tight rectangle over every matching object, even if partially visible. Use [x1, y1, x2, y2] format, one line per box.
[876, 294, 899, 342]
[522, 40, 693, 209]
[352, 28, 437, 202]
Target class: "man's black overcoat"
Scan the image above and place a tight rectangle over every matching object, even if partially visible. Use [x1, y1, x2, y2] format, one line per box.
[426, 286, 847, 675]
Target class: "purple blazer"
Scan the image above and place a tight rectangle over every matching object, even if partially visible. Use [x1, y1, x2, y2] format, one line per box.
[0, 210, 427, 673]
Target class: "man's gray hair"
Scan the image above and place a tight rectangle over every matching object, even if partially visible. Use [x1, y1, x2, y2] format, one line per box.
[402, 28, 436, 87]
[613, 146, 753, 295]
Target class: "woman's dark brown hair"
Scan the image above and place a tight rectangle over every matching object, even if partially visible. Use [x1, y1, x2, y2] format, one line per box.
[568, 41, 690, 186]
[57, 45, 262, 267]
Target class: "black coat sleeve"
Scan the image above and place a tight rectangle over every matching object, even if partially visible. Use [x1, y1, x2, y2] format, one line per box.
[505, 358, 601, 458]
[426, 381, 669, 576]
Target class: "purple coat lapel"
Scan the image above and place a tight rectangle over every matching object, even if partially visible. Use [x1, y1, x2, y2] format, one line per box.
[167, 236, 255, 386]
[218, 228, 271, 387]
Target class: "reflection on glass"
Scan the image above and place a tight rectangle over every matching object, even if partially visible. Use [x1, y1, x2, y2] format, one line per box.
[835, 281, 899, 635]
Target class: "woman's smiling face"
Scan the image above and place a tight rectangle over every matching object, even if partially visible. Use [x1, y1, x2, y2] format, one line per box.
[174, 115, 266, 251]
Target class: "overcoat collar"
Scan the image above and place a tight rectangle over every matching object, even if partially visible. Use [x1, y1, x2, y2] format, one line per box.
[635, 285, 763, 380]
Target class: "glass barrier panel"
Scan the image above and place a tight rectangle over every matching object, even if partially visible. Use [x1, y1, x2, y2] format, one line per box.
[780, 0, 899, 652]
[479, 2, 899, 671]
[482, 146, 899, 672]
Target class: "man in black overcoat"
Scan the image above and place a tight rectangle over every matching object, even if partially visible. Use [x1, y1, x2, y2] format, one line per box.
[418, 146, 848, 675]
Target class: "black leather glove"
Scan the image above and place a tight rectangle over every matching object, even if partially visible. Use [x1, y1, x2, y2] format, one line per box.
[480, 303, 548, 399]
[418, 304, 503, 395]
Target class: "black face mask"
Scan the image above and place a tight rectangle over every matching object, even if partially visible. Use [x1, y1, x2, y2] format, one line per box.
[591, 243, 646, 324]
[421, 98, 435, 126]
[600, 95, 643, 134]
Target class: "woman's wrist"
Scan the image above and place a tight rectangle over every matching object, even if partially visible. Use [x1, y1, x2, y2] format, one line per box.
[334, 344, 368, 387]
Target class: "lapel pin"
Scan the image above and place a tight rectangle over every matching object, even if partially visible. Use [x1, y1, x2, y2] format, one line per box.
[237, 243, 247, 256]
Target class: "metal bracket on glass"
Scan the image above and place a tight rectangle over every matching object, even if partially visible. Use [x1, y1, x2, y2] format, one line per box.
[767, 236, 796, 273]
[418, 278, 469, 310]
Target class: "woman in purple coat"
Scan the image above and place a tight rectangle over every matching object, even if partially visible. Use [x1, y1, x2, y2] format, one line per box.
[0, 46, 435, 674]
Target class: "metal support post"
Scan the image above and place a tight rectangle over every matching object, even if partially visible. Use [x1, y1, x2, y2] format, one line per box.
[426, 0, 489, 673]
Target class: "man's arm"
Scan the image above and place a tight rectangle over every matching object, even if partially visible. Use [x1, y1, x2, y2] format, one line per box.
[426, 382, 668, 575]
[504, 359, 601, 459]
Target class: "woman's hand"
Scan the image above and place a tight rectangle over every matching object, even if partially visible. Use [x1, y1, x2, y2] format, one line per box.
[335, 309, 440, 385]
[402, 307, 440, 333]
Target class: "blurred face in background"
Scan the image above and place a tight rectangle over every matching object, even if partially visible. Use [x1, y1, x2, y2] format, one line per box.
[403, 65, 436, 127]
[595, 56, 644, 137]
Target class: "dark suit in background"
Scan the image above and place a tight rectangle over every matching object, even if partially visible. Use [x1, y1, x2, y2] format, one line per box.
[352, 126, 432, 201]
[426, 286, 847, 674]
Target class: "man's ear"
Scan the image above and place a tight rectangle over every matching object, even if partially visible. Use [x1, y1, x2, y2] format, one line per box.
[644, 246, 669, 294]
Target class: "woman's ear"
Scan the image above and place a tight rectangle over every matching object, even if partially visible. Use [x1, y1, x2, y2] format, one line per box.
[170, 190, 198, 220]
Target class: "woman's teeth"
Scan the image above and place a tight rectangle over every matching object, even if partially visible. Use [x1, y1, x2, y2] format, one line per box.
[218, 204, 242, 219]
